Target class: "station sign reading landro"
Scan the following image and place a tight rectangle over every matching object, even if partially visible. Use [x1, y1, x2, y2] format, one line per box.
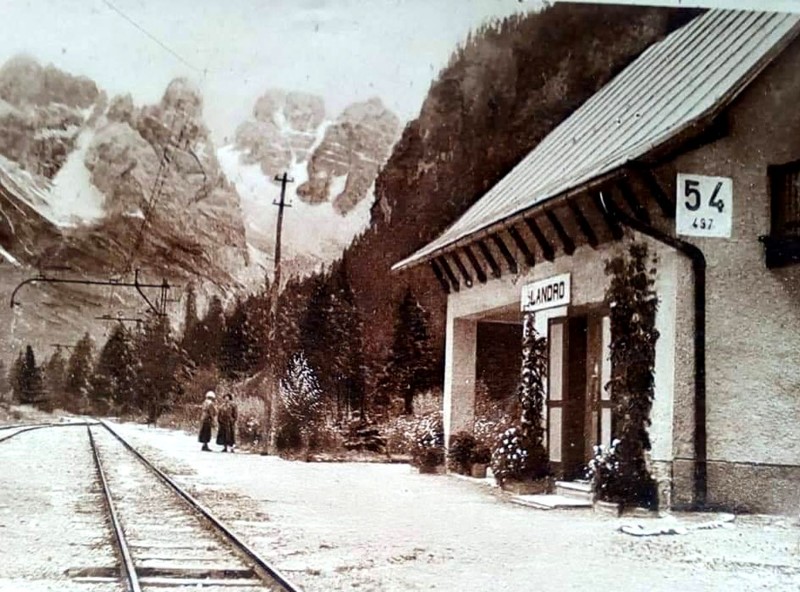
[521, 273, 571, 312]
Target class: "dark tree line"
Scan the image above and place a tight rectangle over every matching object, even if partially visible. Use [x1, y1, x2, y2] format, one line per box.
[6, 315, 183, 422]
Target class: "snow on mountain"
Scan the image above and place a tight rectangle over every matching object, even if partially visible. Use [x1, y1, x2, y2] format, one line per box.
[218, 143, 373, 267]
[221, 89, 399, 277]
[46, 126, 106, 226]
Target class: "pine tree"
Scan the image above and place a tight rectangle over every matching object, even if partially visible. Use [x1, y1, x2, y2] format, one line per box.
[383, 288, 437, 414]
[298, 271, 333, 386]
[44, 349, 67, 407]
[181, 283, 201, 366]
[221, 297, 248, 379]
[279, 352, 323, 454]
[241, 288, 271, 374]
[328, 260, 367, 419]
[19, 345, 45, 405]
[66, 333, 94, 412]
[91, 324, 137, 414]
[194, 295, 225, 369]
[0, 359, 8, 398]
[9, 351, 24, 403]
[135, 315, 182, 424]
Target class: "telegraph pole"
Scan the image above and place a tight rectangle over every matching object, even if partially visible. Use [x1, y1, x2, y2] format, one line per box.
[265, 172, 293, 456]
[271, 172, 294, 307]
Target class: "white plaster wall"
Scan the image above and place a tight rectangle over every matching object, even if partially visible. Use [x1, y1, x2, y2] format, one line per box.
[444, 237, 679, 462]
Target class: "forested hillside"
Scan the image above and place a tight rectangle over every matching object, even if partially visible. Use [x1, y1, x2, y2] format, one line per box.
[338, 3, 700, 397]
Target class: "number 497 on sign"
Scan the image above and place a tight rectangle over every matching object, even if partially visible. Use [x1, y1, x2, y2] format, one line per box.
[676, 173, 733, 238]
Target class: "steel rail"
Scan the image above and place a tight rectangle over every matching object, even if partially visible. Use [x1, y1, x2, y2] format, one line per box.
[98, 419, 302, 592]
[0, 421, 96, 443]
[87, 425, 142, 592]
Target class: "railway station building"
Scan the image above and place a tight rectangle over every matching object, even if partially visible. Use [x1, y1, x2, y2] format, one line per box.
[394, 9, 800, 514]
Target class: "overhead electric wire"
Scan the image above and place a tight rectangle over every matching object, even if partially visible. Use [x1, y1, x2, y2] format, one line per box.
[101, 0, 202, 74]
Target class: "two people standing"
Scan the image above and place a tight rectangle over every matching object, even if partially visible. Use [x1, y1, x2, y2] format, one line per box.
[198, 390, 238, 452]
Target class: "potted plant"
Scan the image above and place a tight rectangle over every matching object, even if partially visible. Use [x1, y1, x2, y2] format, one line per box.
[447, 431, 476, 475]
[470, 445, 492, 478]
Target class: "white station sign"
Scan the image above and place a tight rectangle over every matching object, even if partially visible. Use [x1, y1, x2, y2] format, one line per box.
[521, 273, 571, 313]
[676, 173, 733, 238]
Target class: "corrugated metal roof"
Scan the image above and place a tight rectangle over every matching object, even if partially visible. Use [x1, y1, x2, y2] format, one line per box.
[394, 9, 800, 271]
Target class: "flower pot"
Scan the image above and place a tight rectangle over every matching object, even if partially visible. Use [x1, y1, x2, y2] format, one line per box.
[593, 499, 622, 517]
[418, 463, 445, 475]
[470, 463, 488, 478]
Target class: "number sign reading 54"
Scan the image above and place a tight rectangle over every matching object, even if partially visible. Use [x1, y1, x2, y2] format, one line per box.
[676, 173, 733, 238]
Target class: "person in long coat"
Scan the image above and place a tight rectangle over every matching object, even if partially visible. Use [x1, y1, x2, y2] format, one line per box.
[216, 393, 238, 452]
[198, 391, 217, 451]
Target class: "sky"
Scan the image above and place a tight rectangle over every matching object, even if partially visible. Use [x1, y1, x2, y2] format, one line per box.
[0, 0, 541, 144]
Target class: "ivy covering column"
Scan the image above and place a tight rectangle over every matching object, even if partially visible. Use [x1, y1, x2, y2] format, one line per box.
[491, 310, 550, 484]
[604, 242, 659, 508]
[518, 311, 549, 476]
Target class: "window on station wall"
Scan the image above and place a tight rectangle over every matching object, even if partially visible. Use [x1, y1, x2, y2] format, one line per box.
[762, 160, 800, 268]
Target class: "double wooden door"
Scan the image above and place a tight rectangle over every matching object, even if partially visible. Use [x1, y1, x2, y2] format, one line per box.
[546, 312, 612, 479]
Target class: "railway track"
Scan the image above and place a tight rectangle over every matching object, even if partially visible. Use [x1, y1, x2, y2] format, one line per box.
[78, 421, 301, 592]
[0, 420, 93, 443]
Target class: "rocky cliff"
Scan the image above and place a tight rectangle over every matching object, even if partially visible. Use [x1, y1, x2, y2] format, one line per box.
[0, 58, 399, 355]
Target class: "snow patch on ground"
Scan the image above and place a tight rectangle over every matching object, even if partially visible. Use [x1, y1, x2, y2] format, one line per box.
[108, 421, 800, 592]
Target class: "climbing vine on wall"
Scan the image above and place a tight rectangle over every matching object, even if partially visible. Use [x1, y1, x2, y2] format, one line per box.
[492, 311, 550, 483]
[604, 242, 659, 508]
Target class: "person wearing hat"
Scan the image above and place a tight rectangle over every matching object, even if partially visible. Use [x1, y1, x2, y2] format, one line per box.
[198, 391, 217, 451]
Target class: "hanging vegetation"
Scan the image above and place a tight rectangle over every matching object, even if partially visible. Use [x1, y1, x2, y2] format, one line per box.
[600, 242, 660, 508]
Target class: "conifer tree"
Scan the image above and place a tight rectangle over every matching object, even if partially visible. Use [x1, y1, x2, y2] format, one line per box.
[9, 351, 24, 403]
[328, 261, 367, 418]
[298, 271, 333, 384]
[383, 288, 437, 414]
[91, 323, 137, 414]
[194, 295, 225, 369]
[0, 359, 7, 395]
[279, 352, 323, 454]
[18, 345, 45, 405]
[43, 349, 68, 409]
[135, 315, 181, 424]
[66, 333, 94, 412]
[181, 283, 201, 365]
[221, 297, 248, 379]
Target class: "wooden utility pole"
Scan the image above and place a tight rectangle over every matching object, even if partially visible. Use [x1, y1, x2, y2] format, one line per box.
[265, 172, 293, 456]
[271, 172, 294, 306]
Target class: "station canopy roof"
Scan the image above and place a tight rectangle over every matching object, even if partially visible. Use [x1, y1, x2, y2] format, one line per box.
[393, 9, 800, 271]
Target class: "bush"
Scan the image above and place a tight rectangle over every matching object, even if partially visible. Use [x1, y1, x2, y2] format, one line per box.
[274, 417, 303, 453]
[381, 411, 442, 456]
[471, 445, 492, 465]
[447, 431, 476, 474]
[410, 414, 444, 469]
[491, 426, 549, 485]
[236, 396, 266, 447]
[586, 439, 621, 502]
[587, 438, 657, 508]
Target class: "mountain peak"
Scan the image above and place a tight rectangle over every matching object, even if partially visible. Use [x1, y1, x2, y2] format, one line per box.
[0, 54, 99, 109]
